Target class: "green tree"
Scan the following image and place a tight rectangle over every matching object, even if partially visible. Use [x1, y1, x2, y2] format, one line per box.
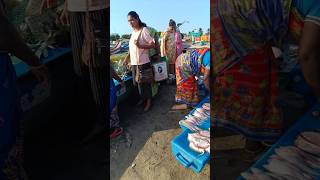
[121, 34, 131, 39]
[110, 33, 120, 41]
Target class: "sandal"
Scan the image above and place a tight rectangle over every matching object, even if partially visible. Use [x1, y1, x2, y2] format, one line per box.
[110, 127, 123, 139]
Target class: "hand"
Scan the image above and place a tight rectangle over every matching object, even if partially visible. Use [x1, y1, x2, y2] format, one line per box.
[59, 5, 69, 25]
[31, 65, 49, 88]
[120, 81, 125, 88]
[134, 40, 141, 48]
[40, 0, 57, 14]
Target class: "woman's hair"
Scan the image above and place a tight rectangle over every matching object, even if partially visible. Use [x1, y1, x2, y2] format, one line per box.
[128, 11, 147, 28]
[169, 19, 176, 27]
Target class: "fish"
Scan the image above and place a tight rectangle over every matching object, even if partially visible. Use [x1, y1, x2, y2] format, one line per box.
[205, 146, 210, 153]
[279, 146, 320, 169]
[185, 115, 202, 126]
[295, 135, 320, 157]
[179, 120, 201, 132]
[187, 134, 210, 149]
[250, 168, 279, 180]
[275, 146, 320, 176]
[192, 110, 207, 119]
[264, 155, 313, 180]
[189, 141, 206, 154]
[299, 131, 320, 147]
[199, 130, 210, 138]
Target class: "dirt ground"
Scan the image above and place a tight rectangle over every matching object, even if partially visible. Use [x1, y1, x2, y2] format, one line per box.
[109, 82, 308, 180]
[110, 84, 210, 180]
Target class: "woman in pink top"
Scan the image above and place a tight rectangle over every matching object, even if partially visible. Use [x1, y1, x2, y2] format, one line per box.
[124, 11, 155, 112]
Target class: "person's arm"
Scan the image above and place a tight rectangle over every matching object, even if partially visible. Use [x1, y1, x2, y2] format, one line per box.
[135, 27, 155, 49]
[203, 69, 210, 90]
[0, 4, 48, 86]
[111, 66, 122, 82]
[299, 22, 320, 99]
[0, 10, 41, 67]
[123, 52, 130, 65]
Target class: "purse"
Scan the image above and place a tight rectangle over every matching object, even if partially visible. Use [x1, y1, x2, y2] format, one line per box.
[135, 63, 154, 84]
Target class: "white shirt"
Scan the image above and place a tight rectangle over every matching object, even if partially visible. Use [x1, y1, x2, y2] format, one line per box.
[129, 27, 154, 65]
[67, 0, 108, 12]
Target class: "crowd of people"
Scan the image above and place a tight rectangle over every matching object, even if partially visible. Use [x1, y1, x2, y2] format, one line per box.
[113, 11, 211, 132]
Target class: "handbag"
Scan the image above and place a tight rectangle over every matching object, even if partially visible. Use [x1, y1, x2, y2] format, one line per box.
[135, 63, 154, 84]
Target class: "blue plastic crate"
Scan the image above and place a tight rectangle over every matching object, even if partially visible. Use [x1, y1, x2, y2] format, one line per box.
[171, 129, 210, 173]
[179, 96, 210, 131]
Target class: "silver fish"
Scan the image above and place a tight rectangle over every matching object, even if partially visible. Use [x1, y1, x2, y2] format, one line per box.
[295, 135, 320, 157]
[300, 131, 320, 147]
[273, 151, 320, 178]
[264, 156, 312, 180]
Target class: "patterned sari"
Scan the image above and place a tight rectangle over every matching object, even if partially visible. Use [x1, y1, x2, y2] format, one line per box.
[161, 31, 177, 65]
[212, 0, 316, 141]
[175, 48, 209, 106]
[0, 53, 27, 180]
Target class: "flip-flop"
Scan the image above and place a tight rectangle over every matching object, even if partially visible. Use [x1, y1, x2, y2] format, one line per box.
[110, 127, 123, 139]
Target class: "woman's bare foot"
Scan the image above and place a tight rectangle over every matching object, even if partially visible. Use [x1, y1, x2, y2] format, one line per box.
[144, 99, 152, 112]
[171, 104, 188, 110]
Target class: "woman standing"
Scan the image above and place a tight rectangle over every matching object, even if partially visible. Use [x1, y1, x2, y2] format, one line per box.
[124, 11, 155, 112]
[212, 0, 320, 161]
[161, 19, 177, 75]
[0, 0, 48, 178]
[172, 48, 210, 110]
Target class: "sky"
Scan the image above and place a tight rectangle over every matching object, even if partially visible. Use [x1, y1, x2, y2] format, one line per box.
[110, 0, 210, 35]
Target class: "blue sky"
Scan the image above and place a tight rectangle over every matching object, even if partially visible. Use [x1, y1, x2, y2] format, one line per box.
[111, 0, 210, 35]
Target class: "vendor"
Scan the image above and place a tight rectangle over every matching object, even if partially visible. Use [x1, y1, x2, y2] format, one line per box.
[172, 48, 210, 110]
[124, 11, 155, 113]
[0, 0, 48, 179]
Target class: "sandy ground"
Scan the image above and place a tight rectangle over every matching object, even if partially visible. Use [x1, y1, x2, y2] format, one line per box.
[110, 84, 210, 180]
